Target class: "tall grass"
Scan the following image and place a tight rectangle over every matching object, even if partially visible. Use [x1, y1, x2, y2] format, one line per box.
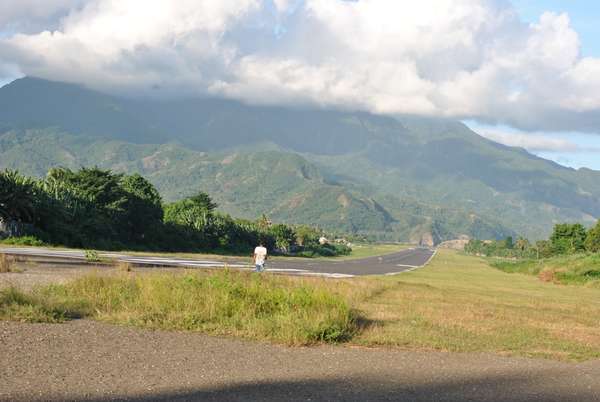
[490, 253, 600, 286]
[0, 254, 12, 273]
[0, 270, 358, 345]
[0, 286, 85, 322]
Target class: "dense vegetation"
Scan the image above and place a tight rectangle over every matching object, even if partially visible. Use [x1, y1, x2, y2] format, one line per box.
[465, 222, 600, 286]
[0, 168, 351, 256]
[465, 222, 600, 259]
[0, 270, 357, 345]
[7, 77, 600, 243]
[490, 254, 600, 286]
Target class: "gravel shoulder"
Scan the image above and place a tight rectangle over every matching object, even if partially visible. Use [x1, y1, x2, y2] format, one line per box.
[1, 319, 600, 402]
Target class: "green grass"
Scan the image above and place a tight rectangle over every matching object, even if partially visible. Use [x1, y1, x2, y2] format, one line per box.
[3, 250, 600, 361]
[0, 270, 357, 345]
[351, 250, 600, 361]
[0, 286, 85, 322]
[490, 254, 600, 286]
[0, 236, 45, 246]
[324, 243, 409, 261]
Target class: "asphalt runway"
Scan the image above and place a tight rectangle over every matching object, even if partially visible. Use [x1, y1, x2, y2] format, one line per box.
[0, 246, 436, 278]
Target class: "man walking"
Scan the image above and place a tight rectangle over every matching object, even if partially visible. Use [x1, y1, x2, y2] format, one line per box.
[253, 242, 268, 273]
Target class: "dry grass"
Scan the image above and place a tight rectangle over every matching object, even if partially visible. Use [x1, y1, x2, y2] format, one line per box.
[117, 261, 132, 272]
[348, 250, 600, 361]
[0, 254, 14, 273]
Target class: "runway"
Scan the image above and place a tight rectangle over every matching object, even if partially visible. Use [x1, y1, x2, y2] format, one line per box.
[0, 246, 436, 278]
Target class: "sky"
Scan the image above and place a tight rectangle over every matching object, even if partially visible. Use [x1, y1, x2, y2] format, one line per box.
[1, 0, 600, 169]
[475, 0, 600, 169]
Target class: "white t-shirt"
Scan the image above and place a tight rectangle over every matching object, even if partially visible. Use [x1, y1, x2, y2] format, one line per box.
[254, 246, 267, 265]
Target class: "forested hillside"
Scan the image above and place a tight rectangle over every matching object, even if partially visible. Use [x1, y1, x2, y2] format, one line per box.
[2, 77, 599, 242]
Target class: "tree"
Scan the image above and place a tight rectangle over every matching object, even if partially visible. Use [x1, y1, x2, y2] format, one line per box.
[550, 223, 588, 255]
[163, 192, 218, 244]
[295, 225, 319, 247]
[257, 214, 271, 230]
[269, 224, 296, 253]
[120, 174, 163, 242]
[585, 221, 600, 253]
[0, 170, 37, 224]
[49, 167, 128, 215]
[515, 237, 530, 251]
[190, 192, 218, 214]
[44, 167, 136, 247]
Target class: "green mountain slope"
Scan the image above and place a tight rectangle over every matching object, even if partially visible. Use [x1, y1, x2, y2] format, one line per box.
[1, 77, 598, 241]
[0, 128, 513, 242]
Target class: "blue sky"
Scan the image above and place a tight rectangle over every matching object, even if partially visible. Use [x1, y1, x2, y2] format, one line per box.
[512, 1, 600, 57]
[465, 1, 600, 170]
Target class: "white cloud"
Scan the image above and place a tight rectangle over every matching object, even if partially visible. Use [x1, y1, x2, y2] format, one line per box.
[0, 0, 86, 32]
[479, 130, 585, 153]
[1, 0, 600, 135]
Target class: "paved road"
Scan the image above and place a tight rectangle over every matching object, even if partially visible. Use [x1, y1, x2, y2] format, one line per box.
[0, 246, 436, 278]
[2, 320, 599, 402]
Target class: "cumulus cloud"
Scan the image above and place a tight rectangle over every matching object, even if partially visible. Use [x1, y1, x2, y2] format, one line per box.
[1, 0, 600, 134]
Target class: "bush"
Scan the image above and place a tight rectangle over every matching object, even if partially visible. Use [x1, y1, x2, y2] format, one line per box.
[0, 236, 45, 247]
[296, 243, 352, 258]
[585, 221, 600, 253]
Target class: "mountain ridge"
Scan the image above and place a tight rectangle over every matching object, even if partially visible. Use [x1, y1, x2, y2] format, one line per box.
[1, 77, 598, 242]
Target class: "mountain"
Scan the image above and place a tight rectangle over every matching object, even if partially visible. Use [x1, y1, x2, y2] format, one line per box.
[1, 77, 599, 242]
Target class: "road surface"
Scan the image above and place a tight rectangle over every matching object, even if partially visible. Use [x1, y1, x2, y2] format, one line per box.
[0, 246, 436, 278]
[1, 320, 599, 402]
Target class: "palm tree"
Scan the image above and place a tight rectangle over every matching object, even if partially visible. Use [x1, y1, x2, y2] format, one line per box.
[0, 170, 37, 224]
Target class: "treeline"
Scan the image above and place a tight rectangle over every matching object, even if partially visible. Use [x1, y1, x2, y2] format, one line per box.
[465, 222, 600, 259]
[0, 168, 350, 256]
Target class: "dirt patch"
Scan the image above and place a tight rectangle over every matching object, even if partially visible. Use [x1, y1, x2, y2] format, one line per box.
[0, 261, 98, 290]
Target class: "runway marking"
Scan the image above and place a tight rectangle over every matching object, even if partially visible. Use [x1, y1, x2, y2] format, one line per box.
[0, 246, 436, 278]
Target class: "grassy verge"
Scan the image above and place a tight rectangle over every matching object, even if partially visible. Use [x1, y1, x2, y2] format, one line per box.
[3, 250, 599, 361]
[0, 270, 357, 345]
[352, 250, 600, 361]
[490, 254, 600, 286]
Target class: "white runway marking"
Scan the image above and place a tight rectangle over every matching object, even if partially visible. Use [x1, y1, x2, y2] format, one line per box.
[0, 246, 436, 278]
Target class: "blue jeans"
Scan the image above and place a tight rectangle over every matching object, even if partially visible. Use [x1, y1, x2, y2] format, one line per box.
[255, 263, 265, 272]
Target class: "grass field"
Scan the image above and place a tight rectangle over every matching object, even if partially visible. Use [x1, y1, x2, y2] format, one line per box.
[352, 250, 600, 361]
[2, 250, 599, 361]
[490, 254, 600, 286]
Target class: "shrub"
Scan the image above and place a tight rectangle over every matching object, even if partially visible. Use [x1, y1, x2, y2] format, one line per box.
[0, 236, 45, 247]
[585, 221, 600, 253]
[84, 250, 101, 263]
